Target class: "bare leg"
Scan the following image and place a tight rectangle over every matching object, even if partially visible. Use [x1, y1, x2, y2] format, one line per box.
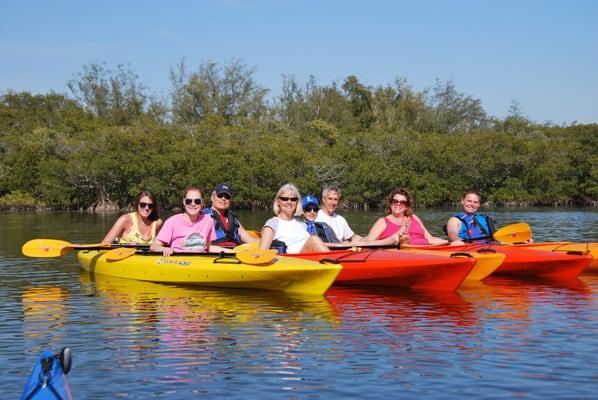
[301, 235, 329, 253]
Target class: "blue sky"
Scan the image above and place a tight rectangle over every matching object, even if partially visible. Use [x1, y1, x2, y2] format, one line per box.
[1, 0, 597, 124]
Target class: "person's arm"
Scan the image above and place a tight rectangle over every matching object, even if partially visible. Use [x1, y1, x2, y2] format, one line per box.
[154, 219, 164, 235]
[238, 224, 259, 243]
[361, 218, 387, 242]
[259, 226, 275, 250]
[413, 215, 448, 245]
[101, 214, 130, 244]
[150, 239, 174, 257]
[446, 216, 465, 245]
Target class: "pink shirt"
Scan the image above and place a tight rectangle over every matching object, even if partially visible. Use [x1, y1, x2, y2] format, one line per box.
[378, 216, 429, 245]
[155, 213, 215, 252]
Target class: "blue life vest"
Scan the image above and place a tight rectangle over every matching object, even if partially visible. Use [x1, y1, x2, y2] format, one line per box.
[454, 212, 495, 243]
[204, 207, 241, 245]
[305, 221, 340, 243]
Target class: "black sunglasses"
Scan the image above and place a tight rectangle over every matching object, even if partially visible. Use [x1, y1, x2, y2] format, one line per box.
[185, 198, 203, 205]
[138, 202, 154, 209]
[391, 199, 409, 206]
[304, 206, 319, 212]
[279, 196, 298, 202]
[217, 193, 231, 200]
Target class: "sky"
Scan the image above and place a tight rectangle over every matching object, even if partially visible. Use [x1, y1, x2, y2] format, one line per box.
[1, 0, 597, 124]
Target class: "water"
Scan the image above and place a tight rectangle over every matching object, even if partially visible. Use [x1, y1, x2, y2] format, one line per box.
[1, 209, 597, 399]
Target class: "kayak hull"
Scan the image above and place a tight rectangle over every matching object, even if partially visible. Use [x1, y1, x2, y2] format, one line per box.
[410, 244, 592, 279]
[511, 242, 598, 273]
[400, 249, 505, 281]
[286, 250, 475, 291]
[77, 250, 341, 295]
[20, 351, 72, 400]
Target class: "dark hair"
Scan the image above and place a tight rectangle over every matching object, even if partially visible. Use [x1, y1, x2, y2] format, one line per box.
[182, 185, 205, 200]
[461, 190, 482, 201]
[384, 188, 414, 216]
[134, 190, 159, 221]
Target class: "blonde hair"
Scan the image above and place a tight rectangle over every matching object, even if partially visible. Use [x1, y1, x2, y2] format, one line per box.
[272, 183, 303, 216]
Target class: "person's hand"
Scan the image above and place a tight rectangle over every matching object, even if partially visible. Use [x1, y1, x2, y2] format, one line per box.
[162, 247, 175, 257]
[398, 232, 410, 244]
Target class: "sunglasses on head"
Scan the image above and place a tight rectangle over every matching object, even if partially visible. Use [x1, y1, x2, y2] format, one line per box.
[279, 196, 298, 202]
[216, 193, 231, 200]
[304, 206, 319, 212]
[138, 202, 154, 209]
[391, 199, 409, 206]
[185, 198, 203, 205]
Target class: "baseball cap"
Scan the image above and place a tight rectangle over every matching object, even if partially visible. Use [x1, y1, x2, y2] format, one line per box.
[214, 183, 233, 196]
[302, 195, 319, 209]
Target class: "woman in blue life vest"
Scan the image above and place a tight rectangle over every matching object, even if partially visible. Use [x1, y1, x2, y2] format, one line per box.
[300, 195, 341, 243]
[204, 183, 259, 246]
[446, 190, 496, 245]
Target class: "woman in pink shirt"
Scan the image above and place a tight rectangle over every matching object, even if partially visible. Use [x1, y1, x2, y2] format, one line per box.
[360, 188, 448, 247]
[151, 186, 230, 256]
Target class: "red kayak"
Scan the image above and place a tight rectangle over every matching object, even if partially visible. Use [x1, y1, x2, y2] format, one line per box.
[286, 249, 475, 291]
[405, 243, 592, 279]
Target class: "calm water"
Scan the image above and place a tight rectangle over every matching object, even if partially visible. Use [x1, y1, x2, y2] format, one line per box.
[1, 209, 597, 399]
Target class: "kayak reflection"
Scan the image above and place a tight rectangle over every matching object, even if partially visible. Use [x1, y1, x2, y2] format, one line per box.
[79, 272, 339, 384]
[22, 286, 69, 340]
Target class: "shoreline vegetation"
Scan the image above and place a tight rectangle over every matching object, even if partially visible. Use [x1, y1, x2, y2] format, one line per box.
[1, 60, 596, 212]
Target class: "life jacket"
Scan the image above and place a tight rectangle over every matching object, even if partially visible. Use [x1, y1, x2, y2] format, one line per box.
[204, 207, 241, 245]
[305, 221, 340, 243]
[452, 212, 496, 243]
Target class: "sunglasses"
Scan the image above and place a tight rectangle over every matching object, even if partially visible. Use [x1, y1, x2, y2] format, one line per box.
[217, 193, 231, 200]
[138, 202, 154, 209]
[279, 196, 299, 202]
[304, 206, 319, 212]
[185, 198, 203, 205]
[391, 199, 409, 206]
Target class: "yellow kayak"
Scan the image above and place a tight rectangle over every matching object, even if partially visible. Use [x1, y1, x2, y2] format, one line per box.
[400, 249, 505, 281]
[510, 242, 597, 273]
[77, 250, 341, 295]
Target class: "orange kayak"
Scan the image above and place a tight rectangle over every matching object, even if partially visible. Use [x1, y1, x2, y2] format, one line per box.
[285, 249, 475, 291]
[405, 243, 592, 279]
[509, 242, 597, 273]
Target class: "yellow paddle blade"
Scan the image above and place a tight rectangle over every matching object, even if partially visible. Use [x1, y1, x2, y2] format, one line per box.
[493, 223, 532, 243]
[233, 242, 260, 251]
[246, 230, 261, 239]
[105, 247, 137, 261]
[22, 239, 74, 257]
[235, 249, 278, 265]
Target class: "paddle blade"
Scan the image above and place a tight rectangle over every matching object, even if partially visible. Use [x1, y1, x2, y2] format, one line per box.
[105, 247, 137, 261]
[22, 239, 73, 257]
[246, 230, 261, 239]
[494, 223, 532, 243]
[233, 242, 260, 252]
[236, 249, 277, 265]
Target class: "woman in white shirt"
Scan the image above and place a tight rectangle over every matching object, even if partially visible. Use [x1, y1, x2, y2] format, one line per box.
[259, 184, 329, 253]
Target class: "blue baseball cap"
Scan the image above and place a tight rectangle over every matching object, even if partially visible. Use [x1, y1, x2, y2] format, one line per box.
[302, 195, 319, 209]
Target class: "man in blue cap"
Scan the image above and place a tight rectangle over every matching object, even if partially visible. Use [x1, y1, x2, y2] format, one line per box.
[204, 183, 258, 246]
[301, 194, 341, 243]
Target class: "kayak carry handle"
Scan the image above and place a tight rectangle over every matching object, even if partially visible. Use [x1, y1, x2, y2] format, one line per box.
[450, 252, 473, 258]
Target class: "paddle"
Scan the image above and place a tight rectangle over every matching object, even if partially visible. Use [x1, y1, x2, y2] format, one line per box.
[104, 245, 278, 265]
[21, 239, 136, 258]
[492, 223, 532, 243]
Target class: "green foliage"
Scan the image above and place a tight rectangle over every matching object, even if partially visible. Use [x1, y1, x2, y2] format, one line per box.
[1, 62, 596, 211]
[0, 191, 46, 211]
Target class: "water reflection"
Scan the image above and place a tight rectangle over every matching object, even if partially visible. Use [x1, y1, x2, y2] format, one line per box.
[22, 286, 69, 340]
[79, 273, 339, 387]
